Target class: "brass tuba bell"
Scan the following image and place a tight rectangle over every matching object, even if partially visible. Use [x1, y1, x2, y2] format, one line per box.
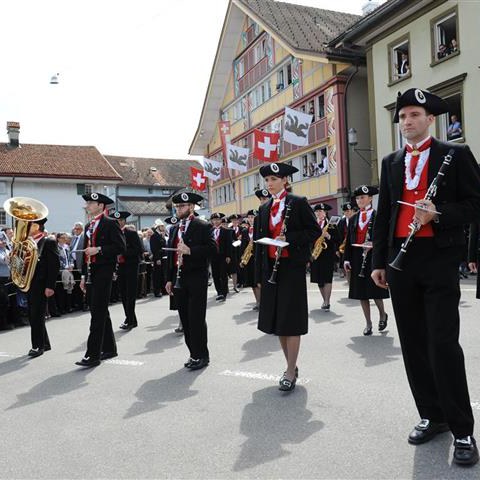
[3, 197, 49, 292]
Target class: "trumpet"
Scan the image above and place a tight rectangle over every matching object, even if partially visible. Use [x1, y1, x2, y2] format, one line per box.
[268, 202, 291, 285]
[389, 149, 454, 271]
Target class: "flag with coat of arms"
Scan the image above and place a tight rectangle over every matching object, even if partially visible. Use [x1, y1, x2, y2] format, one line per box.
[282, 106, 313, 147]
[226, 144, 249, 173]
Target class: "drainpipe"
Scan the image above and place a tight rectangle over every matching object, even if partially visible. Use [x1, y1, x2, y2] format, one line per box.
[343, 63, 359, 198]
[10, 176, 15, 228]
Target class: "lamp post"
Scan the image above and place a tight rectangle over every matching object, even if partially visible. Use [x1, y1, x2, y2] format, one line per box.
[348, 127, 374, 166]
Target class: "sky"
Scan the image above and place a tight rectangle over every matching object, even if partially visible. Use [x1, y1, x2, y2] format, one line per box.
[0, 0, 383, 162]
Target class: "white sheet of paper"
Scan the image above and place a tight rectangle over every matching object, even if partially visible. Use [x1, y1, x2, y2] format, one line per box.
[255, 237, 289, 248]
[232, 240, 241, 247]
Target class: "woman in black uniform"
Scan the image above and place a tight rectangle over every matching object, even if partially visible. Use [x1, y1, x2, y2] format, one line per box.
[310, 203, 339, 312]
[343, 185, 389, 335]
[255, 162, 320, 391]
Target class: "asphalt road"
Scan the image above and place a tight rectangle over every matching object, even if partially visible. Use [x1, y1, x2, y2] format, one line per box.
[1, 274, 479, 479]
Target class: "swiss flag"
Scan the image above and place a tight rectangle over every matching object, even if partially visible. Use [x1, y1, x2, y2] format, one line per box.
[191, 167, 207, 191]
[253, 129, 280, 162]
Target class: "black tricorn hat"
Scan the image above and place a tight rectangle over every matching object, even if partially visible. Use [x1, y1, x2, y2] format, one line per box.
[210, 212, 225, 220]
[82, 192, 114, 205]
[33, 217, 48, 226]
[393, 88, 449, 123]
[228, 214, 242, 221]
[164, 216, 179, 225]
[341, 202, 354, 211]
[353, 185, 379, 197]
[313, 203, 332, 212]
[254, 188, 271, 199]
[171, 191, 204, 205]
[247, 209, 258, 216]
[111, 211, 130, 220]
[259, 162, 298, 178]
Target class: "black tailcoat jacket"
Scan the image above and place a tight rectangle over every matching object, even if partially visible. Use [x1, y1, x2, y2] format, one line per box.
[372, 138, 480, 269]
[255, 193, 320, 336]
[122, 229, 143, 265]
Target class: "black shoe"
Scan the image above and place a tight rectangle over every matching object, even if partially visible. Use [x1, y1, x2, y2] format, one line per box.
[44, 345, 51, 352]
[408, 419, 450, 445]
[28, 348, 44, 358]
[363, 326, 373, 336]
[174, 327, 184, 335]
[184, 357, 193, 367]
[252, 305, 259, 311]
[379, 314, 388, 331]
[217, 295, 226, 302]
[154, 293, 162, 298]
[453, 436, 479, 466]
[280, 367, 299, 382]
[233, 287, 240, 293]
[119, 322, 137, 330]
[279, 376, 296, 392]
[321, 303, 330, 312]
[186, 358, 209, 371]
[100, 352, 118, 360]
[75, 357, 101, 368]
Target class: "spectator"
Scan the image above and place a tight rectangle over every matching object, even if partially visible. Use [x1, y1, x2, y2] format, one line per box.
[437, 43, 448, 59]
[395, 52, 410, 78]
[449, 38, 458, 54]
[447, 114, 462, 140]
[0, 235, 13, 330]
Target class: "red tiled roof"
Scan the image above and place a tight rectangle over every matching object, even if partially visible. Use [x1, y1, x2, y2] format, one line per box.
[0, 143, 122, 181]
[106, 155, 202, 186]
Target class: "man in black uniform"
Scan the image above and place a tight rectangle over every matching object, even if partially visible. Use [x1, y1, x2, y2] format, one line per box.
[165, 192, 217, 370]
[150, 220, 167, 298]
[372, 88, 480, 466]
[26, 218, 60, 357]
[76, 193, 126, 368]
[111, 211, 143, 331]
[210, 212, 231, 302]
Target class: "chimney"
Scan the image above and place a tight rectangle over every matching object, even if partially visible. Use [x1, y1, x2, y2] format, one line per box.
[6, 121, 20, 148]
[362, 0, 380, 16]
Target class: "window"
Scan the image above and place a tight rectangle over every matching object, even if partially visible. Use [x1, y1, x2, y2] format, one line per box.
[214, 184, 235, 205]
[388, 35, 411, 84]
[301, 155, 309, 177]
[0, 210, 6, 226]
[318, 95, 325, 119]
[85, 184, 93, 195]
[308, 100, 315, 119]
[237, 58, 245, 78]
[276, 63, 292, 91]
[233, 101, 244, 121]
[277, 69, 284, 90]
[439, 93, 463, 142]
[431, 9, 459, 64]
[253, 39, 265, 64]
[301, 148, 328, 177]
[243, 173, 262, 197]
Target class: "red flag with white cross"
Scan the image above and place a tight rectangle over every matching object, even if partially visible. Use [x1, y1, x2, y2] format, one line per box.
[190, 167, 207, 191]
[253, 129, 280, 162]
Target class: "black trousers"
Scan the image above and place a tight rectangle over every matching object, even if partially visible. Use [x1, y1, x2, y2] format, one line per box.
[211, 255, 228, 296]
[387, 239, 474, 437]
[85, 263, 116, 359]
[27, 281, 50, 350]
[173, 268, 209, 360]
[118, 262, 139, 326]
[152, 261, 164, 295]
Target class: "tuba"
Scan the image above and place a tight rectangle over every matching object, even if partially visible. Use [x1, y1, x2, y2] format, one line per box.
[3, 197, 49, 292]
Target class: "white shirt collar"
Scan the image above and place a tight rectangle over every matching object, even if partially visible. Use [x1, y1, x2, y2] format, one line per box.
[406, 135, 431, 150]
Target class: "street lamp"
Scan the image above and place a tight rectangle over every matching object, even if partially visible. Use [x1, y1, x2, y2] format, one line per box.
[348, 127, 374, 166]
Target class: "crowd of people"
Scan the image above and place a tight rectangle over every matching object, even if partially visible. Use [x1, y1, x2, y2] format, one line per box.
[1, 87, 480, 466]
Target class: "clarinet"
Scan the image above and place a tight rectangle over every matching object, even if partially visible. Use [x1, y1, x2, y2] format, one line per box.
[268, 202, 292, 285]
[389, 149, 454, 271]
[174, 220, 185, 289]
[358, 213, 374, 278]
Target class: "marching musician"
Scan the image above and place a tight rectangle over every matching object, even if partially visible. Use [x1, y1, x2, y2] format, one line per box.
[371, 88, 480, 465]
[111, 211, 143, 331]
[165, 192, 217, 370]
[336, 202, 355, 281]
[210, 212, 231, 302]
[255, 162, 320, 391]
[76, 193, 126, 368]
[310, 203, 339, 312]
[228, 214, 246, 291]
[344, 186, 389, 336]
[242, 209, 259, 310]
[150, 219, 167, 298]
[27, 217, 60, 357]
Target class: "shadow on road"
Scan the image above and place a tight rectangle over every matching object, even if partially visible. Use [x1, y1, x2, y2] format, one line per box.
[124, 368, 202, 419]
[233, 385, 324, 471]
[412, 433, 479, 478]
[310, 309, 344, 324]
[233, 309, 258, 325]
[0, 356, 30, 377]
[135, 331, 183, 355]
[144, 315, 179, 333]
[346, 335, 402, 367]
[6, 368, 93, 409]
[240, 334, 281, 362]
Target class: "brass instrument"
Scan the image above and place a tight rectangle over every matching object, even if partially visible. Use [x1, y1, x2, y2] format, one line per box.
[240, 240, 254, 268]
[311, 215, 341, 260]
[3, 197, 49, 292]
[338, 238, 346, 255]
[389, 149, 454, 271]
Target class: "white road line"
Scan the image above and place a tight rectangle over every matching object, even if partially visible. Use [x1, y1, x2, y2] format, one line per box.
[104, 359, 144, 366]
[219, 369, 310, 384]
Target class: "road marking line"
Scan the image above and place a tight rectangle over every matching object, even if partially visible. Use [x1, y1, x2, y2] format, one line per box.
[104, 359, 144, 366]
[219, 369, 310, 384]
